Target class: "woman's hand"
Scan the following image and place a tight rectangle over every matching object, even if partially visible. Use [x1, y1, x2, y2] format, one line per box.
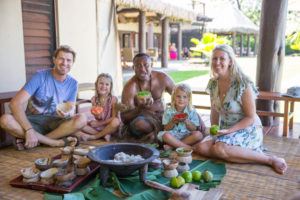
[217, 129, 231, 136]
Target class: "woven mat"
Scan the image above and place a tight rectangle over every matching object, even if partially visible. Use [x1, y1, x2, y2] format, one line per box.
[219, 136, 300, 200]
[0, 136, 300, 200]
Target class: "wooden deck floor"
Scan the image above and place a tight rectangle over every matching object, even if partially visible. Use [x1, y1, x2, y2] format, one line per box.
[0, 134, 299, 200]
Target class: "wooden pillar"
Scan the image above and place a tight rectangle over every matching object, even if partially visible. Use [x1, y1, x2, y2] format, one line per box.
[138, 10, 146, 53]
[232, 32, 236, 54]
[147, 22, 154, 49]
[256, 0, 288, 127]
[177, 22, 182, 60]
[246, 34, 251, 56]
[253, 34, 258, 55]
[239, 34, 243, 56]
[161, 17, 169, 68]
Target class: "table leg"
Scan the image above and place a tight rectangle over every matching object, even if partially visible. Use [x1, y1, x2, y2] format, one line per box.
[283, 100, 289, 137]
[289, 101, 295, 130]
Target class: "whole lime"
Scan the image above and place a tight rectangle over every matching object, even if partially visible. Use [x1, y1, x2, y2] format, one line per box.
[177, 175, 185, 186]
[192, 170, 202, 182]
[170, 176, 181, 188]
[202, 170, 214, 182]
[210, 125, 220, 135]
[181, 171, 193, 183]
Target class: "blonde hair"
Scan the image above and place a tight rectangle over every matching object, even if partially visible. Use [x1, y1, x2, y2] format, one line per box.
[171, 83, 193, 110]
[94, 73, 113, 102]
[211, 44, 251, 84]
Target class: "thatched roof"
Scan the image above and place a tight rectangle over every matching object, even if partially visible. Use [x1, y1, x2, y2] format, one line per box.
[205, 4, 259, 34]
[116, 0, 198, 22]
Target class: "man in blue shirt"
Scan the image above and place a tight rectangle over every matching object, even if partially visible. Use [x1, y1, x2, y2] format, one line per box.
[0, 45, 87, 150]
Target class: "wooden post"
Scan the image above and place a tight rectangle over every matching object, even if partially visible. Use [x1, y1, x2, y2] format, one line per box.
[177, 22, 182, 60]
[253, 34, 258, 56]
[246, 34, 250, 56]
[161, 17, 169, 68]
[138, 10, 146, 53]
[256, 0, 288, 127]
[232, 32, 236, 54]
[147, 22, 154, 49]
[239, 34, 243, 56]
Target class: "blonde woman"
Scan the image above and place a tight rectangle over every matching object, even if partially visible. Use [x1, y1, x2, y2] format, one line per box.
[158, 83, 203, 149]
[194, 44, 287, 174]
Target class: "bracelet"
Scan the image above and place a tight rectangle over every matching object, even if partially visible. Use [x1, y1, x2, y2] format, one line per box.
[25, 127, 33, 133]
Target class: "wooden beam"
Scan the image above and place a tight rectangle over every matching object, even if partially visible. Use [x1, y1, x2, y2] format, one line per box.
[161, 17, 169, 68]
[138, 10, 146, 53]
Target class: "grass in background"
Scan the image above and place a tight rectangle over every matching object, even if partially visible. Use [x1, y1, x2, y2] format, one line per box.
[167, 70, 209, 83]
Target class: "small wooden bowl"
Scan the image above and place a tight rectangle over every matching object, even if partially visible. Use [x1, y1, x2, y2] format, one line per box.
[73, 156, 91, 168]
[35, 158, 52, 171]
[162, 159, 179, 170]
[55, 170, 76, 182]
[74, 148, 90, 156]
[40, 168, 59, 179]
[20, 167, 40, 179]
[52, 158, 69, 168]
[176, 147, 193, 157]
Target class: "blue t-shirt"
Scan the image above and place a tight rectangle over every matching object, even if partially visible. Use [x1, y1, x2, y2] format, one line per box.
[24, 69, 78, 115]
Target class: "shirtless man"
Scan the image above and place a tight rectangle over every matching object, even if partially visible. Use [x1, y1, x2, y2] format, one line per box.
[121, 53, 175, 141]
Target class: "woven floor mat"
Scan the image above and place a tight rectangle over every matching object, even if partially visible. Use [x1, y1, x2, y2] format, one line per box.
[0, 154, 44, 200]
[0, 135, 299, 200]
[220, 168, 298, 200]
[219, 136, 300, 200]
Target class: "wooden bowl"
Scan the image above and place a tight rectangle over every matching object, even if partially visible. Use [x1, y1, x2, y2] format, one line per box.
[40, 168, 59, 179]
[73, 156, 91, 168]
[35, 158, 52, 171]
[74, 147, 90, 156]
[176, 147, 193, 157]
[20, 167, 40, 179]
[162, 159, 179, 170]
[52, 158, 69, 168]
[88, 143, 159, 177]
[55, 170, 76, 182]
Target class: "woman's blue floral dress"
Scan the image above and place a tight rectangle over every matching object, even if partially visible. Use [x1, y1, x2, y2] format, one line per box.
[206, 78, 263, 152]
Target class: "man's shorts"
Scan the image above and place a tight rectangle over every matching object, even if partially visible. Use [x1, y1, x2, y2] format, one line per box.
[27, 114, 68, 135]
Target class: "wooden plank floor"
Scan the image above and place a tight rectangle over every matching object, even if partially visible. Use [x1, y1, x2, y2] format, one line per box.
[0, 134, 299, 200]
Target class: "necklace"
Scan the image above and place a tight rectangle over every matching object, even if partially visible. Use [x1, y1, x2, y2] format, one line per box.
[96, 95, 108, 106]
[137, 76, 152, 92]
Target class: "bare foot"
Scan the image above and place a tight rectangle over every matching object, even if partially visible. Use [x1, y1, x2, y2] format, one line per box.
[270, 156, 287, 174]
[74, 132, 92, 142]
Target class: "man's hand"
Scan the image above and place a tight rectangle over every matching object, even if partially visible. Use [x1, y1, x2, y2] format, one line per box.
[136, 96, 153, 108]
[24, 129, 39, 149]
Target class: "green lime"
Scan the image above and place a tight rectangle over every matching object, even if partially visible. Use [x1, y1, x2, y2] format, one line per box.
[192, 170, 202, 182]
[177, 175, 185, 186]
[170, 176, 181, 188]
[181, 171, 193, 183]
[202, 170, 214, 182]
[210, 125, 220, 135]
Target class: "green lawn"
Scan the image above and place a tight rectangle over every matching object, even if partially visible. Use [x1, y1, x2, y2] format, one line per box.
[167, 70, 209, 83]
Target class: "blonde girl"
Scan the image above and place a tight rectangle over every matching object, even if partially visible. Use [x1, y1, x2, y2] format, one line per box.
[157, 83, 203, 149]
[77, 73, 120, 141]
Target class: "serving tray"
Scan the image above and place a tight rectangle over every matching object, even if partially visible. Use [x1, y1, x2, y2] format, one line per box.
[10, 155, 100, 193]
